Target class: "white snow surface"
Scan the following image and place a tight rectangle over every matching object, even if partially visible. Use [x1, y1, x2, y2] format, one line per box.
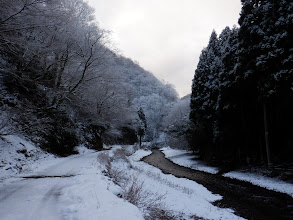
[223, 171, 293, 198]
[0, 136, 143, 220]
[0, 136, 244, 220]
[0, 135, 56, 179]
[128, 149, 152, 161]
[161, 147, 219, 174]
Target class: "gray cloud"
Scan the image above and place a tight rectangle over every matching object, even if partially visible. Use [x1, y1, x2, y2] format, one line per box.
[88, 0, 242, 97]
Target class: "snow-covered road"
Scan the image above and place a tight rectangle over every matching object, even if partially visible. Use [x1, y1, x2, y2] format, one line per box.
[0, 153, 93, 219]
[0, 177, 70, 220]
[0, 152, 143, 220]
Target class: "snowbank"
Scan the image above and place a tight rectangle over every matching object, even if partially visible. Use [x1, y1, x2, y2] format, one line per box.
[161, 147, 219, 174]
[223, 171, 293, 198]
[128, 149, 152, 161]
[0, 135, 55, 179]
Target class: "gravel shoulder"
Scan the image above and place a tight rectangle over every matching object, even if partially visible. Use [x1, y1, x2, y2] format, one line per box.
[143, 149, 293, 220]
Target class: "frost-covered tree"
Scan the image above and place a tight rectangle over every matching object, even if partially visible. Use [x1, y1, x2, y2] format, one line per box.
[107, 55, 178, 140]
[162, 96, 190, 149]
[133, 93, 176, 140]
[0, 0, 179, 152]
[190, 30, 223, 158]
[190, 30, 221, 125]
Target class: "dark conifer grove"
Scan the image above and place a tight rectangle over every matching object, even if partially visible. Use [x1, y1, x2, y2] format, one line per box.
[190, 0, 293, 167]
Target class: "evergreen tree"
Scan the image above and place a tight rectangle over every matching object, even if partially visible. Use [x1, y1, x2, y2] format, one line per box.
[137, 108, 147, 147]
[215, 27, 240, 163]
[190, 30, 222, 160]
[190, 0, 293, 166]
[238, 0, 293, 165]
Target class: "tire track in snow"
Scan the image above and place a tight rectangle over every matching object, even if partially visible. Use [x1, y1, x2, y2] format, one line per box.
[0, 182, 27, 201]
[29, 181, 64, 220]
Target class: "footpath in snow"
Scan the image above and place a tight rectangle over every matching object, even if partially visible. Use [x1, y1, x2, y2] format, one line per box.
[161, 147, 293, 198]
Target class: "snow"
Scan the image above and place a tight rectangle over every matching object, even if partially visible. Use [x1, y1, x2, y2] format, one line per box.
[128, 162, 241, 219]
[223, 171, 293, 198]
[3, 135, 36, 151]
[2, 135, 292, 219]
[0, 136, 245, 219]
[97, 147, 243, 219]
[0, 153, 144, 220]
[128, 149, 152, 161]
[161, 147, 293, 199]
[161, 147, 219, 174]
[0, 135, 56, 179]
[0, 136, 144, 220]
[56, 164, 143, 220]
[74, 145, 96, 154]
[124, 150, 243, 220]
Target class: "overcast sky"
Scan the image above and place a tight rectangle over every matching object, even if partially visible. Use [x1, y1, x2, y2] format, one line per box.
[87, 0, 242, 97]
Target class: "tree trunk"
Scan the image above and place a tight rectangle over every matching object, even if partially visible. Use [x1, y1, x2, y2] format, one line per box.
[52, 54, 59, 89]
[240, 104, 247, 165]
[259, 136, 264, 164]
[139, 135, 142, 148]
[263, 103, 272, 166]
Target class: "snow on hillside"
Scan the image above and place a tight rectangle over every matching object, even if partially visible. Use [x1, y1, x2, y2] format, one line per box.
[0, 135, 55, 179]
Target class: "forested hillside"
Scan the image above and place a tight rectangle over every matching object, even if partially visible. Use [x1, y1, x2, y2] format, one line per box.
[190, 0, 293, 167]
[0, 0, 178, 155]
[162, 94, 191, 149]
